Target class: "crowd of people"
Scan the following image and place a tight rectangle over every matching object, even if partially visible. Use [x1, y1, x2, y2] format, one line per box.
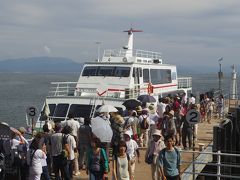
[0, 92, 225, 180]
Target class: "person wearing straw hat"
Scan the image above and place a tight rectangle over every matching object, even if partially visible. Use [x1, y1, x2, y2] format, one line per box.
[145, 129, 165, 180]
[148, 104, 159, 142]
[111, 115, 125, 157]
[161, 110, 176, 140]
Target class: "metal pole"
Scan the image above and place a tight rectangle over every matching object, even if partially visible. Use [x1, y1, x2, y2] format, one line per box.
[217, 150, 221, 180]
[96, 42, 101, 62]
[32, 118, 34, 137]
[218, 58, 223, 94]
[192, 124, 195, 179]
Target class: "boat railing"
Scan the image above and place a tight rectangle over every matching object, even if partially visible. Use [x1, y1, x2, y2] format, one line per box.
[103, 49, 162, 59]
[48, 81, 148, 99]
[49, 82, 79, 96]
[178, 77, 192, 89]
[181, 146, 240, 179]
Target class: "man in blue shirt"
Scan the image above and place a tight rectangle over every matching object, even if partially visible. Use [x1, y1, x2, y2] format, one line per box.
[158, 135, 180, 180]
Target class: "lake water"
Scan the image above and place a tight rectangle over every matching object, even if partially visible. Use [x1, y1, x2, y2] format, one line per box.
[0, 72, 238, 128]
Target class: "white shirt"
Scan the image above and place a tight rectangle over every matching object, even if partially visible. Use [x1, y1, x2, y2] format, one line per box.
[126, 139, 138, 160]
[181, 95, 187, 105]
[66, 134, 76, 160]
[189, 97, 196, 105]
[27, 149, 46, 175]
[157, 102, 166, 118]
[66, 119, 80, 137]
[148, 112, 159, 125]
[124, 116, 134, 136]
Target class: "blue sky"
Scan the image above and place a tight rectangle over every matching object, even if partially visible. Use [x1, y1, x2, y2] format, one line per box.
[0, 0, 240, 68]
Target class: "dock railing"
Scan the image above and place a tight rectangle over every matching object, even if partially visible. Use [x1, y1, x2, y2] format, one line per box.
[181, 146, 240, 179]
[178, 77, 192, 89]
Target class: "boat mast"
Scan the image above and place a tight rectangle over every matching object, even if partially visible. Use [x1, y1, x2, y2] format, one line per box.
[230, 64, 238, 100]
[123, 28, 142, 58]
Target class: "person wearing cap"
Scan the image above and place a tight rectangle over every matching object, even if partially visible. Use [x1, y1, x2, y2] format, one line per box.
[148, 105, 159, 142]
[123, 110, 139, 141]
[139, 110, 150, 147]
[161, 110, 176, 141]
[124, 131, 140, 179]
[145, 130, 165, 180]
[111, 115, 125, 157]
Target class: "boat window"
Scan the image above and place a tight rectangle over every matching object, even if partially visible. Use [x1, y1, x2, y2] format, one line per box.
[115, 67, 130, 77]
[98, 66, 115, 76]
[143, 69, 150, 83]
[68, 104, 94, 119]
[150, 69, 172, 85]
[171, 72, 177, 80]
[48, 104, 56, 116]
[82, 66, 98, 76]
[53, 103, 69, 121]
[82, 66, 130, 77]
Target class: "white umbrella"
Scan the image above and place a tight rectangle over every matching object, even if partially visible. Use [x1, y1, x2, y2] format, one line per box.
[96, 104, 118, 113]
[43, 100, 50, 117]
[40, 100, 50, 121]
[91, 116, 113, 142]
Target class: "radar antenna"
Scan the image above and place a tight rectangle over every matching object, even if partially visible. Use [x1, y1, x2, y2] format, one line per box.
[123, 28, 142, 57]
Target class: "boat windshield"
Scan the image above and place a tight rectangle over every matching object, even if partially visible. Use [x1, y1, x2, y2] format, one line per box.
[82, 66, 130, 77]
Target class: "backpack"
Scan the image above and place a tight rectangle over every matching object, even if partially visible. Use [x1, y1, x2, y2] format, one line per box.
[161, 147, 180, 161]
[140, 117, 149, 130]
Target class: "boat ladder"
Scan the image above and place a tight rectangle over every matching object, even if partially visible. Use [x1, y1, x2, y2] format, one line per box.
[89, 95, 99, 118]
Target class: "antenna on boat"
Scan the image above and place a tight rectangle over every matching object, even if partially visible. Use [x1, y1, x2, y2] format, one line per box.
[123, 27, 142, 57]
[96, 42, 101, 62]
[230, 64, 238, 100]
[218, 57, 223, 94]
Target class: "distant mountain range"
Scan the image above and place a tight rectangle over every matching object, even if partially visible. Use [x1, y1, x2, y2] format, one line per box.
[0, 56, 234, 74]
[0, 57, 83, 72]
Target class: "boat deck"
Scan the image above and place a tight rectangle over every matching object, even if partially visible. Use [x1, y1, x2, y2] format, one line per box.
[71, 115, 220, 180]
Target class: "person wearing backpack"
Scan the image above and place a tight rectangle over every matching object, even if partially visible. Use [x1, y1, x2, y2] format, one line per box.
[139, 110, 150, 147]
[112, 140, 132, 180]
[158, 135, 180, 180]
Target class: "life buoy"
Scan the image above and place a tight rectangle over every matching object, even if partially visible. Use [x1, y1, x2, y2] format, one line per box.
[147, 83, 153, 94]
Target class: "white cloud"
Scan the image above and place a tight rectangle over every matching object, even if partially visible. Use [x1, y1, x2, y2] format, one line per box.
[0, 0, 240, 67]
[44, 45, 51, 55]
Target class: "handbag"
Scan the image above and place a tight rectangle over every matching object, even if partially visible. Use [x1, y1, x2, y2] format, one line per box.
[60, 134, 69, 165]
[145, 154, 153, 164]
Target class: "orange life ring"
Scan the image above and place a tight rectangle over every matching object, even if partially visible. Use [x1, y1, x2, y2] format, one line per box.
[147, 83, 153, 94]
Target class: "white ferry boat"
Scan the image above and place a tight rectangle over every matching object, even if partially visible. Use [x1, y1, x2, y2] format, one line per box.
[35, 28, 192, 128]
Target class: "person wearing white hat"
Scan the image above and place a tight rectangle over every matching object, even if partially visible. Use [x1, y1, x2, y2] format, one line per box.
[145, 130, 165, 180]
[124, 131, 140, 179]
[148, 105, 159, 143]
